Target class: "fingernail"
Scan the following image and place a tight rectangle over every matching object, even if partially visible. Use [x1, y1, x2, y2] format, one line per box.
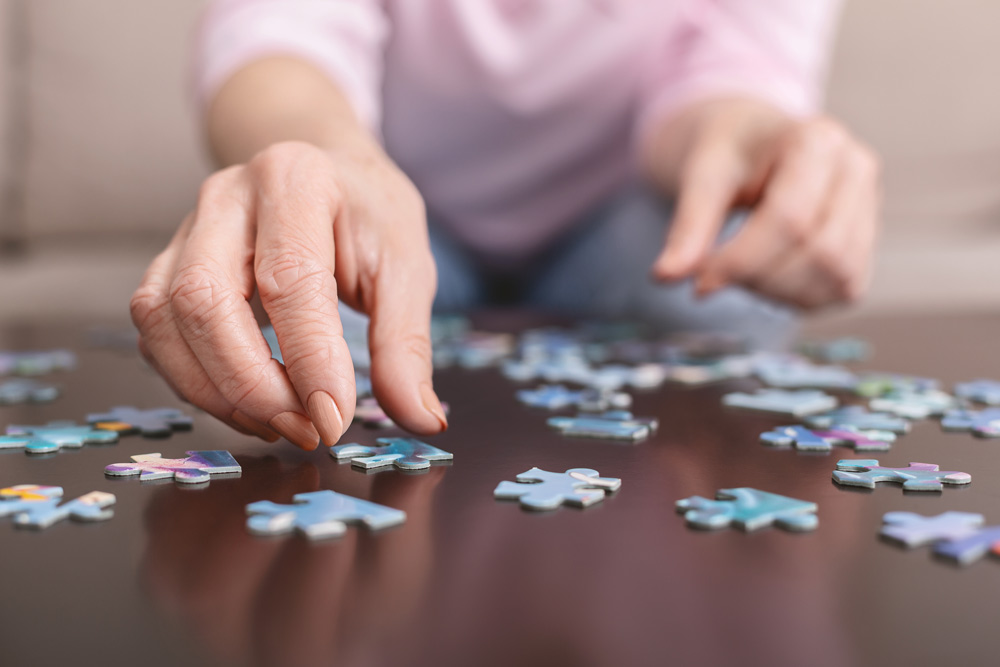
[307, 390, 344, 446]
[419, 383, 448, 431]
[269, 411, 321, 451]
[231, 409, 281, 442]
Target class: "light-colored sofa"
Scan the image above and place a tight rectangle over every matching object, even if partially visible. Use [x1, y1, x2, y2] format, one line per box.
[0, 0, 997, 320]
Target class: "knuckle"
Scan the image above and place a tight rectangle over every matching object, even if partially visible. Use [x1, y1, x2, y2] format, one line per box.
[249, 141, 329, 182]
[399, 330, 434, 369]
[197, 166, 244, 207]
[255, 254, 336, 310]
[799, 117, 846, 152]
[853, 146, 882, 182]
[168, 265, 236, 339]
[216, 364, 272, 406]
[130, 284, 170, 333]
[771, 203, 813, 244]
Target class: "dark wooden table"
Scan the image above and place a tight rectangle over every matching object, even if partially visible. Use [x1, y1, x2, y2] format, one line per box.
[1, 313, 999, 667]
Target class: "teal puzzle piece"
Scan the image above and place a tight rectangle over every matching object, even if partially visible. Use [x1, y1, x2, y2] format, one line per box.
[676, 487, 818, 532]
[0, 421, 119, 455]
[331, 437, 453, 471]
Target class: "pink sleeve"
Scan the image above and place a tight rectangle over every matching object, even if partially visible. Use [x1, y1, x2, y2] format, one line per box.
[637, 0, 843, 139]
[195, 0, 389, 132]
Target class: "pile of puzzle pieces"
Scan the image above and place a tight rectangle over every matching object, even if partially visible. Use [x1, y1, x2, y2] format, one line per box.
[4, 326, 1000, 572]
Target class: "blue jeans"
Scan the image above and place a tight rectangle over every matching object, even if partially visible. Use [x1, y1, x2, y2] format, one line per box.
[430, 186, 797, 349]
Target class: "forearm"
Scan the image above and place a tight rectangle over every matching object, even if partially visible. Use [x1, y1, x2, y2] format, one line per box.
[206, 56, 375, 167]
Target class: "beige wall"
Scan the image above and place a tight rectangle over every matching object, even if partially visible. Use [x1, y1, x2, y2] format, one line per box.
[21, 0, 208, 239]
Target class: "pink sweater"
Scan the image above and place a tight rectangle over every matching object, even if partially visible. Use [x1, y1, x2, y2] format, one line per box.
[197, 0, 841, 262]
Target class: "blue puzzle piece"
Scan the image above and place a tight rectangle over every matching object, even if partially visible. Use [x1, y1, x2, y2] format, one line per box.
[0, 349, 76, 376]
[869, 389, 956, 420]
[0, 485, 115, 529]
[933, 525, 1000, 565]
[0, 421, 119, 455]
[516, 384, 632, 411]
[494, 467, 621, 511]
[880, 511, 984, 548]
[246, 490, 406, 540]
[330, 437, 453, 471]
[0, 379, 59, 405]
[761, 425, 894, 453]
[754, 356, 857, 389]
[87, 406, 193, 437]
[804, 406, 910, 433]
[676, 488, 818, 532]
[941, 408, 1000, 438]
[855, 373, 939, 398]
[722, 389, 837, 416]
[799, 337, 871, 363]
[954, 379, 1000, 406]
[833, 459, 972, 492]
[547, 410, 657, 441]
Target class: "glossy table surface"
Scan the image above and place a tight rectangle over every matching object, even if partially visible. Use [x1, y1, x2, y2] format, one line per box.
[1, 313, 999, 667]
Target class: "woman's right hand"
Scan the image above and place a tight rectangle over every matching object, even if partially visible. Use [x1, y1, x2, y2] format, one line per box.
[130, 139, 447, 450]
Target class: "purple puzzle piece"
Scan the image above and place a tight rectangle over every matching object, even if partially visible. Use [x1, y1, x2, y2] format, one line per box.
[761, 425, 893, 453]
[934, 526, 1000, 566]
[881, 511, 984, 548]
[105, 450, 241, 485]
[352, 397, 450, 430]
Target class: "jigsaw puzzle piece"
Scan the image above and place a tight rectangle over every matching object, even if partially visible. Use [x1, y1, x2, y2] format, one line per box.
[246, 490, 406, 539]
[516, 384, 632, 411]
[869, 389, 957, 420]
[832, 459, 971, 492]
[933, 526, 1000, 565]
[880, 511, 985, 548]
[87, 406, 193, 437]
[0, 379, 60, 405]
[547, 410, 656, 441]
[804, 406, 910, 434]
[954, 379, 1000, 406]
[799, 337, 871, 363]
[722, 389, 837, 416]
[753, 354, 857, 389]
[351, 397, 450, 429]
[331, 437, 453, 471]
[760, 425, 894, 453]
[855, 373, 939, 398]
[676, 488, 818, 532]
[105, 450, 241, 485]
[0, 349, 76, 376]
[0, 422, 119, 454]
[0, 485, 115, 529]
[941, 408, 1000, 438]
[494, 467, 621, 511]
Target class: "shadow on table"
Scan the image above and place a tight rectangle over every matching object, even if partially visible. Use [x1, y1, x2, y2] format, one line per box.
[139, 454, 445, 667]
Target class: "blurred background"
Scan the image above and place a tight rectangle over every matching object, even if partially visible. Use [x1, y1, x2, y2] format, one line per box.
[0, 0, 997, 322]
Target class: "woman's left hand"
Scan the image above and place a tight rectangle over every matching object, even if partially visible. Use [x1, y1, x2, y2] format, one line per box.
[646, 98, 882, 310]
